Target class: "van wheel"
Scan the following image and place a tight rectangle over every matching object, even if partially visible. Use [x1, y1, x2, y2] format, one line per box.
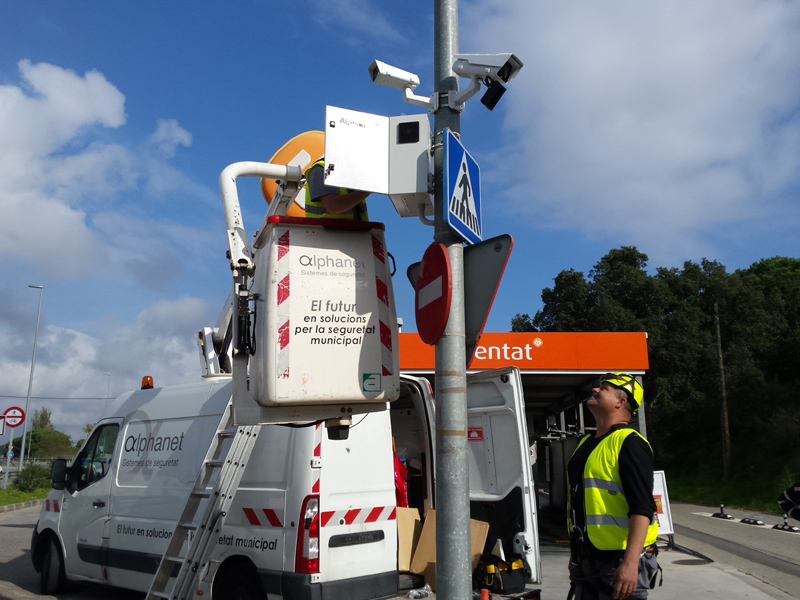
[225, 581, 264, 600]
[40, 536, 66, 594]
[215, 568, 265, 600]
[225, 578, 264, 600]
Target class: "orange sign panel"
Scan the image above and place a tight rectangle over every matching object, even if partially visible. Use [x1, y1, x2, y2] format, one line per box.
[398, 332, 649, 372]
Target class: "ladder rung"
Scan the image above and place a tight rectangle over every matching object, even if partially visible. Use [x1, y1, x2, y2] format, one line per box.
[177, 522, 197, 530]
[148, 592, 171, 599]
[192, 490, 212, 499]
[165, 554, 184, 563]
[205, 459, 225, 467]
[218, 427, 238, 438]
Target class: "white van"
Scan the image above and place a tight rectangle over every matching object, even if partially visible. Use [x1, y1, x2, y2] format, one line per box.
[31, 367, 539, 599]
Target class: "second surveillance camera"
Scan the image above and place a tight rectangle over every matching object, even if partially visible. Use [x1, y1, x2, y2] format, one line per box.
[368, 60, 421, 90]
[452, 53, 524, 84]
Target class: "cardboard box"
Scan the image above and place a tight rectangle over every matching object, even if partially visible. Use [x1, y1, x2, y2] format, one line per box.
[397, 507, 422, 572]
[409, 509, 490, 591]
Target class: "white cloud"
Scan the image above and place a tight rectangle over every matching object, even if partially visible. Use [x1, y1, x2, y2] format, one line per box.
[45, 143, 138, 206]
[149, 118, 192, 159]
[307, 0, 404, 42]
[0, 60, 222, 443]
[0, 60, 214, 284]
[0, 297, 211, 443]
[0, 60, 125, 165]
[463, 0, 800, 264]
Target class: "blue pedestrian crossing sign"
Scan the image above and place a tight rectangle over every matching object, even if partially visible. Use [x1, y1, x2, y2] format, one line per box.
[444, 128, 481, 244]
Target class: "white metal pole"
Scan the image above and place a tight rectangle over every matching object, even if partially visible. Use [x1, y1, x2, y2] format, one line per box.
[20, 285, 43, 471]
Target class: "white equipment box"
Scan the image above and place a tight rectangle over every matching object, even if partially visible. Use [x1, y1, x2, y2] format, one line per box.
[250, 217, 400, 405]
[324, 106, 432, 218]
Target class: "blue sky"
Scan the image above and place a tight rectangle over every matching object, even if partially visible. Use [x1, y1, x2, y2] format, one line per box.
[1, 0, 799, 443]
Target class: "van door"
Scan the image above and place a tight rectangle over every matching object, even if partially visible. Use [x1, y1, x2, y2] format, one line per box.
[466, 367, 540, 583]
[59, 420, 121, 582]
[317, 411, 397, 594]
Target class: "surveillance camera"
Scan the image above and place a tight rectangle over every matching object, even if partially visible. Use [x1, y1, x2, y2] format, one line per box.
[368, 60, 421, 90]
[452, 53, 524, 84]
[480, 79, 506, 111]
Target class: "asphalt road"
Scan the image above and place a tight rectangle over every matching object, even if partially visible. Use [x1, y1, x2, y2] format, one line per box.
[1, 502, 799, 600]
[0, 505, 142, 600]
[666, 502, 800, 599]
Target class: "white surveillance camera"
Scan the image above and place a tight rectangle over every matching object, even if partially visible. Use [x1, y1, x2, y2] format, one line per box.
[452, 53, 524, 84]
[368, 60, 421, 90]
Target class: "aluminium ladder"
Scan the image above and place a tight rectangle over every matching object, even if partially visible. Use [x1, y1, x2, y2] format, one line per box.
[145, 400, 261, 600]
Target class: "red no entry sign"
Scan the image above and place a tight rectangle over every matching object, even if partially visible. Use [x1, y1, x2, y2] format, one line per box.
[3, 406, 25, 428]
[415, 243, 452, 345]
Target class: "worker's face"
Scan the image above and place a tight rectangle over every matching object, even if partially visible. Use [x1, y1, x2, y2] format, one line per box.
[587, 382, 622, 412]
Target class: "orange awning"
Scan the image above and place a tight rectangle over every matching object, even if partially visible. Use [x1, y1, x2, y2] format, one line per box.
[399, 331, 649, 372]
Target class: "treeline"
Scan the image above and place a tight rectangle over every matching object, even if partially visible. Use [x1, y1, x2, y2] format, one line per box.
[513, 247, 800, 508]
[3, 408, 81, 460]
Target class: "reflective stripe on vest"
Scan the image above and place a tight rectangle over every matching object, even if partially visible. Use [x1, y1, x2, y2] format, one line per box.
[304, 159, 368, 220]
[571, 429, 659, 551]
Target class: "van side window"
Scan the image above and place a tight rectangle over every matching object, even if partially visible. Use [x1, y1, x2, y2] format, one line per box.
[73, 424, 119, 490]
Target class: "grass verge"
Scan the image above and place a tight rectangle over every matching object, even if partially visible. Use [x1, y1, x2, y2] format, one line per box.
[0, 487, 49, 507]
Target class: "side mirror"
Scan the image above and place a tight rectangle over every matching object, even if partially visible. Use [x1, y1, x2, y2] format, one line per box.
[51, 459, 67, 490]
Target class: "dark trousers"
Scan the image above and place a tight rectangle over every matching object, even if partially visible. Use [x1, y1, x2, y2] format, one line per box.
[570, 550, 659, 600]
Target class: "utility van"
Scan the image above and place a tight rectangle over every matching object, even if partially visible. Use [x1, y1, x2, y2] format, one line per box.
[31, 159, 540, 598]
[31, 368, 538, 599]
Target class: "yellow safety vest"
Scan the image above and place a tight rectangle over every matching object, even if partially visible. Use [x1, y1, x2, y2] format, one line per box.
[568, 429, 659, 551]
[304, 159, 369, 221]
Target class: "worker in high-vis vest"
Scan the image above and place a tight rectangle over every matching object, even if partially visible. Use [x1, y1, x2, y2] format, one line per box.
[566, 372, 661, 600]
[304, 158, 370, 220]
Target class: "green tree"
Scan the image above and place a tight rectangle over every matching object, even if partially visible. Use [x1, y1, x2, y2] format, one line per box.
[32, 407, 55, 430]
[511, 313, 536, 332]
[13, 429, 74, 459]
[531, 269, 591, 332]
[519, 247, 800, 494]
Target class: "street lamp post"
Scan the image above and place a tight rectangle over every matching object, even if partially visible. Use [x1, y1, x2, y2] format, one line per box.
[104, 373, 111, 407]
[20, 285, 44, 471]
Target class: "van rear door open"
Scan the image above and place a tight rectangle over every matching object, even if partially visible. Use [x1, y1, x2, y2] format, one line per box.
[466, 367, 540, 582]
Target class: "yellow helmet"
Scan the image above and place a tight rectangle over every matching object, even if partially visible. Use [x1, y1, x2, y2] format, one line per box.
[599, 372, 643, 410]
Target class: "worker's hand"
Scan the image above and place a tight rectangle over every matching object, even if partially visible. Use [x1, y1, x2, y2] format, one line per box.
[612, 558, 639, 599]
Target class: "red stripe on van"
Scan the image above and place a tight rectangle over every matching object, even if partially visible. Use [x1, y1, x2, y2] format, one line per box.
[278, 320, 290, 349]
[312, 478, 319, 493]
[375, 277, 389, 306]
[277, 230, 290, 260]
[53, 499, 60, 513]
[345, 509, 360, 524]
[320, 511, 334, 527]
[388, 507, 396, 520]
[380, 321, 392, 351]
[277, 274, 291, 305]
[365, 507, 383, 522]
[243, 507, 261, 526]
[262, 509, 283, 527]
[372, 234, 385, 263]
